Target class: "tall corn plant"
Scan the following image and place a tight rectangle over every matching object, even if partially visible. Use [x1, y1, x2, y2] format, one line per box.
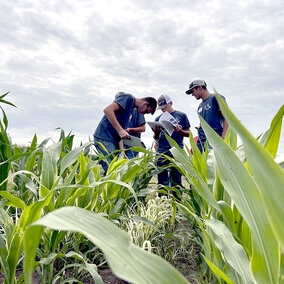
[170, 97, 284, 283]
[0, 92, 17, 191]
[201, 97, 283, 283]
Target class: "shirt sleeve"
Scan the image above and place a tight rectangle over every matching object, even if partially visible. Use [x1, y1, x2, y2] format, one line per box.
[137, 113, 146, 126]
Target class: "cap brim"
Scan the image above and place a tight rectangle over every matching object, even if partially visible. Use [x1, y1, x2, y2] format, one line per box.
[185, 88, 193, 95]
[157, 104, 167, 110]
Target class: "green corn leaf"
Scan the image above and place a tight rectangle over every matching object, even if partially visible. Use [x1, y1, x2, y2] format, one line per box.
[263, 105, 284, 158]
[217, 201, 234, 233]
[59, 142, 92, 176]
[205, 219, 255, 284]
[0, 191, 26, 210]
[0, 234, 9, 281]
[26, 207, 189, 284]
[24, 225, 43, 284]
[1, 107, 8, 130]
[7, 227, 23, 284]
[0, 170, 40, 188]
[170, 146, 220, 211]
[203, 255, 234, 284]
[216, 96, 284, 248]
[41, 148, 56, 190]
[0, 208, 15, 244]
[200, 107, 280, 283]
[0, 92, 17, 109]
[38, 250, 103, 284]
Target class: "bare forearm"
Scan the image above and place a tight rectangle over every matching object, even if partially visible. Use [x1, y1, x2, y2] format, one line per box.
[126, 124, 146, 134]
[104, 108, 123, 133]
[179, 128, 190, 137]
[104, 103, 129, 139]
[175, 126, 190, 137]
[221, 119, 229, 139]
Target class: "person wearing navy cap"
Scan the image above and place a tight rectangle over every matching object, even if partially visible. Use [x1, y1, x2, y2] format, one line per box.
[185, 79, 228, 152]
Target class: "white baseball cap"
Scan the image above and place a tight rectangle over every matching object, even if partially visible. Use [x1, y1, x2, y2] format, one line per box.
[157, 95, 172, 109]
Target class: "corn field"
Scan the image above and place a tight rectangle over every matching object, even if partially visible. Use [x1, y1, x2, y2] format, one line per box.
[0, 92, 283, 284]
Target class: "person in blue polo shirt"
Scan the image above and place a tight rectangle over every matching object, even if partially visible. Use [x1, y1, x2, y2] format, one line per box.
[94, 92, 157, 173]
[185, 79, 228, 152]
[152, 95, 190, 198]
[124, 108, 146, 159]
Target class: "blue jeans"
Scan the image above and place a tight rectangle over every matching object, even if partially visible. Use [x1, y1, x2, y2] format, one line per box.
[157, 151, 182, 199]
[124, 145, 139, 159]
[94, 137, 118, 174]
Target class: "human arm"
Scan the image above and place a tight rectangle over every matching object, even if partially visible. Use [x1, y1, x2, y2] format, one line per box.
[221, 119, 229, 139]
[174, 125, 190, 137]
[104, 102, 130, 139]
[126, 123, 146, 134]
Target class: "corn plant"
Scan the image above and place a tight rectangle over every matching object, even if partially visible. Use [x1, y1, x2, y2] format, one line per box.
[169, 97, 284, 283]
[24, 206, 189, 284]
[0, 92, 17, 192]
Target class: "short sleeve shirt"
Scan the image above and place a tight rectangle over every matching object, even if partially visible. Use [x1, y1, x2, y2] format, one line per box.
[197, 94, 226, 142]
[94, 92, 136, 143]
[127, 108, 146, 138]
[155, 110, 190, 153]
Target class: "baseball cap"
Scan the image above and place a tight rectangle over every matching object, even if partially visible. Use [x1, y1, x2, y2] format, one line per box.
[185, 79, 207, 94]
[157, 95, 172, 109]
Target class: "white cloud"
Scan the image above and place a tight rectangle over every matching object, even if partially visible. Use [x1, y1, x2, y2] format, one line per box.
[0, 0, 283, 154]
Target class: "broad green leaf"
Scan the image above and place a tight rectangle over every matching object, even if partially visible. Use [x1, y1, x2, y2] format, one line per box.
[170, 146, 220, 211]
[0, 208, 14, 244]
[0, 191, 26, 210]
[24, 225, 43, 284]
[217, 201, 234, 233]
[27, 207, 189, 284]
[203, 255, 234, 284]
[263, 105, 284, 158]
[7, 227, 23, 284]
[216, 96, 284, 248]
[59, 142, 92, 176]
[0, 234, 9, 280]
[107, 158, 128, 175]
[0, 170, 40, 188]
[41, 147, 56, 190]
[205, 219, 255, 284]
[201, 108, 279, 283]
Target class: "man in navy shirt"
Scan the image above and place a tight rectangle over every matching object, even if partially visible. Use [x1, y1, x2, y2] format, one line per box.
[185, 79, 228, 152]
[124, 108, 146, 159]
[94, 92, 157, 173]
[152, 95, 190, 198]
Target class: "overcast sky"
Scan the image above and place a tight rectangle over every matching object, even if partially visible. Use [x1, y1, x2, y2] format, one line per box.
[1, 0, 283, 155]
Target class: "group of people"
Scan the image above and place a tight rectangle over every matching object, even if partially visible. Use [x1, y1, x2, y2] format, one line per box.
[93, 79, 228, 196]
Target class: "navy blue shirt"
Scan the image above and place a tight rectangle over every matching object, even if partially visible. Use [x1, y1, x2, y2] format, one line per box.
[94, 92, 136, 143]
[127, 108, 145, 138]
[197, 94, 226, 149]
[155, 111, 190, 153]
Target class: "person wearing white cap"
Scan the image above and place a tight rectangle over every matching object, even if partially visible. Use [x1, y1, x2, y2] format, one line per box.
[185, 79, 228, 152]
[152, 95, 191, 199]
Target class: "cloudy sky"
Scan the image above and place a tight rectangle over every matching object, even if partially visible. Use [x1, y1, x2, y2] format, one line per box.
[1, 0, 284, 154]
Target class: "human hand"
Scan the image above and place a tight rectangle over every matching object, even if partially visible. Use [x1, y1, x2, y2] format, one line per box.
[153, 125, 162, 133]
[119, 129, 130, 139]
[174, 125, 182, 132]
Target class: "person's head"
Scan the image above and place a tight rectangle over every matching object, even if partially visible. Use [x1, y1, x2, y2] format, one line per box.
[157, 95, 173, 113]
[185, 79, 208, 100]
[136, 97, 157, 115]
